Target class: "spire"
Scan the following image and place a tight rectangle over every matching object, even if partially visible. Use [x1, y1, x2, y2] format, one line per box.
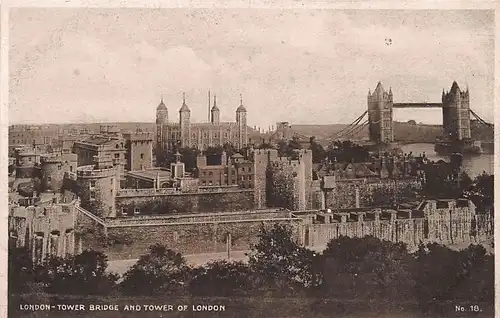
[368, 89, 371, 96]
[374, 81, 385, 96]
[179, 92, 190, 112]
[211, 94, 219, 111]
[450, 81, 460, 93]
[388, 87, 392, 95]
[236, 93, 247, 112]
[157, 94, 167, 110]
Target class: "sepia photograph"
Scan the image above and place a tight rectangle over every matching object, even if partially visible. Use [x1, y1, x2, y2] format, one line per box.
[6, 5, 496, 317]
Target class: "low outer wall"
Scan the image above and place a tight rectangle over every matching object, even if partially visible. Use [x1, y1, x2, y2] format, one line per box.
[115, 190, 255, 216]
[305, 219, 425, 248]
[87, 211, 302, 261]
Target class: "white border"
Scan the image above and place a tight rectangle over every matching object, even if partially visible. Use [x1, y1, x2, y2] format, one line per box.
[1, 2, 498, 318]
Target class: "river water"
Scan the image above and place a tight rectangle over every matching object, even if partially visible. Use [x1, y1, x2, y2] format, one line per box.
[400, 143, 494, 178]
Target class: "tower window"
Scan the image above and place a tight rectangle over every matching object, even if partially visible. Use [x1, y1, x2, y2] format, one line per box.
[140, 153, 144, 159]
[115, 153, 120, 159]
[90, 180, 96, 188]
[89, 191, 96, 200]
[134, 207, 140, 215]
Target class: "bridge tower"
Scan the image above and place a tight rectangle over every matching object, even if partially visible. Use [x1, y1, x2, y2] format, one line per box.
[442, 81, 471, 141]
[367, 82, 394, 143]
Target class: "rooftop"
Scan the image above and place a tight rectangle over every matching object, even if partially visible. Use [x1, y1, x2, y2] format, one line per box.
[80, 136, 120, 146]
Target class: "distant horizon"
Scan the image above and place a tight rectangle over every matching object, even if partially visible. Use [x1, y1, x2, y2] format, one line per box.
[7, 119, 456, 128]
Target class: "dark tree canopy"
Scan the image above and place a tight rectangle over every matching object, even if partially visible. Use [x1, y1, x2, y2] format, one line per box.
[121, 244, 190, 296]
[328, 140, 370, 163]
[309, 136, 326, 163]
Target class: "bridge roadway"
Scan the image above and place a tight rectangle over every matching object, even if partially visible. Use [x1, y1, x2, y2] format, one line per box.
[392, 103, 443, 108]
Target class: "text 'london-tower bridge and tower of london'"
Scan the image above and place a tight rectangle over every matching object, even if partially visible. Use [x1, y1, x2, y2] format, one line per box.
[8, 80, 493, 266]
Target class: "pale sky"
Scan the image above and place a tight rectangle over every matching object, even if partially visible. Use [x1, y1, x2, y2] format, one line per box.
[9, 9, 494, 128]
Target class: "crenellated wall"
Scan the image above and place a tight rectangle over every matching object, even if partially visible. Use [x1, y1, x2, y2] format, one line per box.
[9, 201, 78, 263]
[303, 199, 480, 248]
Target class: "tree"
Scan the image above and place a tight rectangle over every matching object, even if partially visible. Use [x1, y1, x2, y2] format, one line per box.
[247, 224, 322, 293]
[464, 173, 493, 212]
[36, 251, 118, 295]
[189, 260, 258, 296]
[178, 147, 200, 172]
[328, 140, 370, 163]
[8, 247, 37, 293]
[322, 236, 414, 300]
[121, 244, 190, 296]
[309, 136, 326, 163]
[412, 243, 493, 303]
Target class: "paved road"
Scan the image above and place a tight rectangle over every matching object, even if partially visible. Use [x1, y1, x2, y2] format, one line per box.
[107, 246, 327, 275]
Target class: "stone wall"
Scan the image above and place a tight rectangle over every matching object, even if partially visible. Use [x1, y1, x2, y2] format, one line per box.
[304, 199, 478, 249]
[115, 189, 255, 216]
[324, 178, 422, 209]
[9, 202, 77, 263]
[305, 215, 425, 248]
[95, 211, 301, 260]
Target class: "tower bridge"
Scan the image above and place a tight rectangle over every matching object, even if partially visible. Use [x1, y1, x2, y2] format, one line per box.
[329, 81, 492, 149]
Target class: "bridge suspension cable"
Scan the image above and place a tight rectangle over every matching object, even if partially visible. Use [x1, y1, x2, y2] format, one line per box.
[469, 109, 493, 127]
[334, 111, 368, 139]
[333, 111, 367, 138]
[340, 119, 369, 139]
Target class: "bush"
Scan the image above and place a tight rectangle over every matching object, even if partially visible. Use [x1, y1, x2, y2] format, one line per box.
[120, 244, 190, 296]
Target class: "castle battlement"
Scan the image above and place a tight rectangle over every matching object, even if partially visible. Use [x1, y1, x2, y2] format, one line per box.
[76, 165, 117, 178]
[123, 132, 154, 142]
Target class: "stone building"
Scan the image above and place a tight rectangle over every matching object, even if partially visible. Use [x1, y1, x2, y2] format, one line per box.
[442, 81, 471, 141]
[73, 129, 154, 183]
[122, 132, 154, 171]
[9, 199, 78, 263]
[14, 146, 46, 179]
[368, 82, 394, 144]
[253, 148, 314, 211]
[155, 93, 249, 156]
[75, 155, 121, 219]
[195, 151, 254, 188]
[40, 150, 78, 193]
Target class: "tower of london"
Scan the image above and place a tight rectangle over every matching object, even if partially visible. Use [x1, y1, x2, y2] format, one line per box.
[155, 93, 249, 157]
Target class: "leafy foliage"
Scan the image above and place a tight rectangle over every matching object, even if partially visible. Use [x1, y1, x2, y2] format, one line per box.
[463, 172, 494, 212]
[189, 260, 258, 296]
[277, 136, 302, 158]
[309, 136, 326, 163]
[8, 247, 36, 293]
[35, 251, 118, 295]
[247, 224, 323, 292]
[178, 147, 200, 172]
[327, 140, 370, 163]
[120, 244, 190, 296]
[413, 243, 493, 303]
[322, 236, 415, 300]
